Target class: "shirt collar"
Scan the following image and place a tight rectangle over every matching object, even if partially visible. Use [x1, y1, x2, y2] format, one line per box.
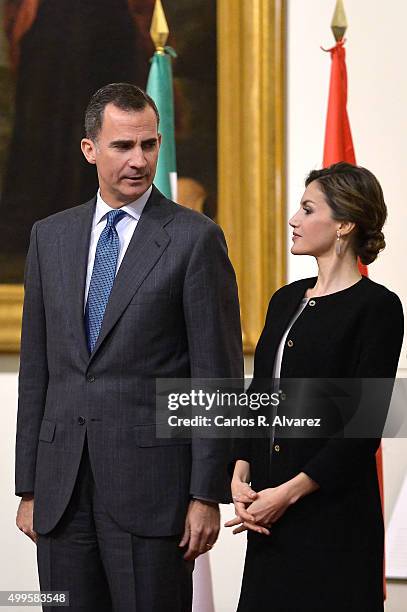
[95, 186, 153, 225]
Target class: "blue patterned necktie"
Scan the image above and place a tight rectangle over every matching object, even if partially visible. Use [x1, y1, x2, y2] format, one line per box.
[85, 209, 126, 354]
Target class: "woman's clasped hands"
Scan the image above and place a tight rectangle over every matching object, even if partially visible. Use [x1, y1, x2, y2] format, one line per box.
[225, 472, 315, 536]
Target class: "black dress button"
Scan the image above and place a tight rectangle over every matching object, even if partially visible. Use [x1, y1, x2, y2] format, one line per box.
[87, 375, 95, 383]
[78, 416, 86, 425]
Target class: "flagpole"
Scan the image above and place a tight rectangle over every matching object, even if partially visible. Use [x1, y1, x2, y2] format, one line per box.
[150, 0, 169, 53]
[331, 0, 347, 42]
[147, 0, 177, 200]
[327, 1, 386, 600]
[147, 5, 214, 609]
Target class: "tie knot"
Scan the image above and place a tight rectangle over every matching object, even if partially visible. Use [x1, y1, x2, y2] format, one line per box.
[105, 209, 126, 229]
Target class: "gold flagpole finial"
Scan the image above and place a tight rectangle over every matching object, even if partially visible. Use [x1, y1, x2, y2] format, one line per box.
[331, 0, 348, 42]
[150, 0, 169, 53]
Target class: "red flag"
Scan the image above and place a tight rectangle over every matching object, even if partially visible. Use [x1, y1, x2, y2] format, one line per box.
[323, 40, 355, 167]
[323, 39, 368, 276]
[323, 38, 385, 597]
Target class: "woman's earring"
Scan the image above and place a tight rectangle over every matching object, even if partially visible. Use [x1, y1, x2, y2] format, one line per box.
[336, 230, 342, 256]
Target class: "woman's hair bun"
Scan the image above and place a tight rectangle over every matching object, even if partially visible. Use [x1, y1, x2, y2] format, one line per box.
[356, 230, 386, 265]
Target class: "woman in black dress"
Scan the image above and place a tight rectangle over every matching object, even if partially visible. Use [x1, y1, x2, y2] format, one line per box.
[226, 162, 404, 611]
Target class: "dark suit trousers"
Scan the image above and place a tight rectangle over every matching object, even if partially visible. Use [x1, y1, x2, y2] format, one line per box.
[36, 436, 193, 612]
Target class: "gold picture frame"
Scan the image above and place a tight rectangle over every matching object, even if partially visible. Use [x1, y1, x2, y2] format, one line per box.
[218, 0, 286, 352]
[0, 0, 286, 353]
[0, 284, 23, 352]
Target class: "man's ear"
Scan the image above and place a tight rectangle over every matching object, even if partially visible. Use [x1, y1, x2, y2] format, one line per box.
[157, 133, 162, 149]
[81, 138, 97, 164]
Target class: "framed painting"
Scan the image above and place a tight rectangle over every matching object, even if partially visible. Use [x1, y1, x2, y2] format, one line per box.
[0, 0, 285, 353]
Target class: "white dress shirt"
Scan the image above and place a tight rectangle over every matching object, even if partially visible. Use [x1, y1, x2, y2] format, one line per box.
[84, 186, 152, 309]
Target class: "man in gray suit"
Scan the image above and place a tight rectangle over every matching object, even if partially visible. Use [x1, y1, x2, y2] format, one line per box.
[15, 83, 243, 611]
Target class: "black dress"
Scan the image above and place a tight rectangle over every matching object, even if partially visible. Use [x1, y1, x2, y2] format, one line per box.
[236, 276, 404, 612]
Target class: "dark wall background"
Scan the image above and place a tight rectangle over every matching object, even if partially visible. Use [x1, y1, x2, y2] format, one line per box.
[0, 0, 216, 283]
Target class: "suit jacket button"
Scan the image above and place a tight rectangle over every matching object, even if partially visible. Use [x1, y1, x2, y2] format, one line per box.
[87, 375, 95, 383]
[287, 339, 294, 348]
[78, 416, 86, 425]
[274, 444, 280, 452]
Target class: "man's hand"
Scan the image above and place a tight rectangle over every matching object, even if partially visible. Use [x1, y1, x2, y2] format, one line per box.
[179, 500, 220, 561]
[16, 495, 37, 544]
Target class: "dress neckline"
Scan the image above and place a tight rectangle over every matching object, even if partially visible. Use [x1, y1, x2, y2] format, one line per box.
[304, 276, 366, 300]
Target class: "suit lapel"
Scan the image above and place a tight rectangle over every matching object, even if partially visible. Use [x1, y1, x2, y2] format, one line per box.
[88, 187, 174, 363]
[59, 197, 96, 366]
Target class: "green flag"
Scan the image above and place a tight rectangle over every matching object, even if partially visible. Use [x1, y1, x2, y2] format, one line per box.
[147, 48, 177, 200]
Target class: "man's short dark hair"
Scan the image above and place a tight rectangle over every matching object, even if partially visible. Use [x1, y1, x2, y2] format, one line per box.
[84, 82, 160, 140]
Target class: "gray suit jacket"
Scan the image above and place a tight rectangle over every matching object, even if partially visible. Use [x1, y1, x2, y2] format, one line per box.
[15, 186, 243, 535]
